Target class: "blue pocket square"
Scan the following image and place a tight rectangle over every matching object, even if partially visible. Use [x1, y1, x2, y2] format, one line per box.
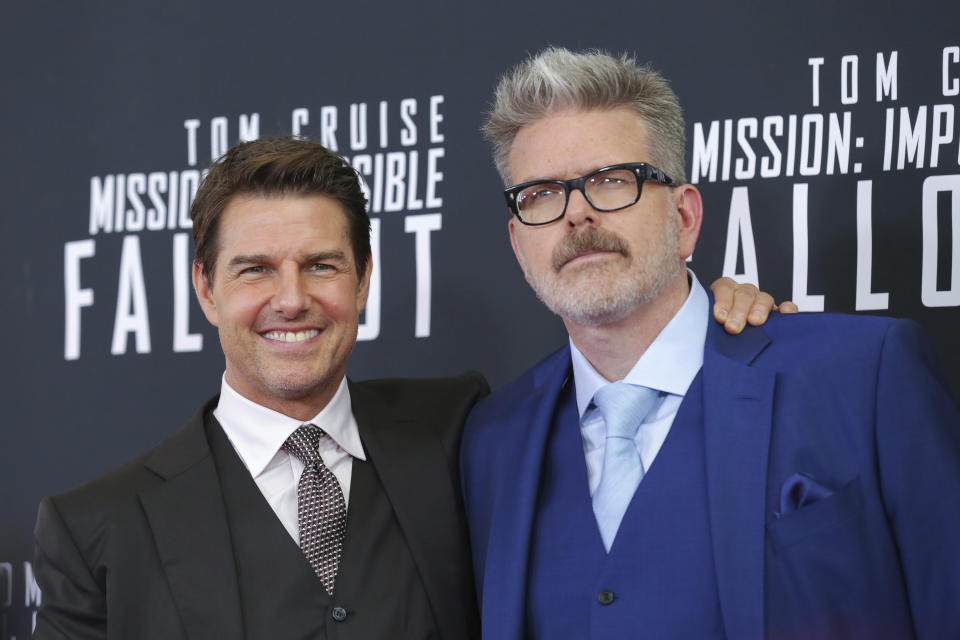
[776, 472, 834, 518]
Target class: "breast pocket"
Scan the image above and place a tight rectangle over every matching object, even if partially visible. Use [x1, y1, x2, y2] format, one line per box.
[766, 475, 864, 552]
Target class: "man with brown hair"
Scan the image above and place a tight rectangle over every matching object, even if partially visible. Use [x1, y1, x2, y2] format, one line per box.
[32, 136, 779, 639]
[32, 137, 486, 639]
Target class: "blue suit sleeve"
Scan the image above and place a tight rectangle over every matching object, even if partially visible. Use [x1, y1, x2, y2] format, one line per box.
[874, 320, 960, 639]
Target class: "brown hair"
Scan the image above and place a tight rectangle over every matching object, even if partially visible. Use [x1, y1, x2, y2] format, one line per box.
[190, 136, 370, 280]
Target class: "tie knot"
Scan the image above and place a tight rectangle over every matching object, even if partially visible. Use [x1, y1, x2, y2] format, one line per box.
[282, 424, 323, 465]
[592, 382, 659, 440]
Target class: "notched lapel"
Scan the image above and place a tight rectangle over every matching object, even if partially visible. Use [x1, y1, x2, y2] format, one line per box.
[703, 322, 775, 640]
[349, 383, 468, 638]
[139, 412, 244, 640]
[481, 352, 570, 639]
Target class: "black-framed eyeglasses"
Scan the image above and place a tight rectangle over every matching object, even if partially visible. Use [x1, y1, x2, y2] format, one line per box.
[504, 162, 676, 226]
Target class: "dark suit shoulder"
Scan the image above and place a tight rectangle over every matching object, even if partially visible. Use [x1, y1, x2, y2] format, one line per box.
[352, 370, 488, 403]
[349, 372, 489, 461]
[350, 371, 489, 423]
[39, 398, 215, 543]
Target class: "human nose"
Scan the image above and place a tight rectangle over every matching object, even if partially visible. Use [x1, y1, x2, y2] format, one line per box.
[564, 186, 598, 227]
[271, 263, 309, 317]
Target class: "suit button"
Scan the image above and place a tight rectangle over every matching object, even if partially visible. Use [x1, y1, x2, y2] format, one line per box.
[331, 606, 348, 622]
[598, 589, 615, 605]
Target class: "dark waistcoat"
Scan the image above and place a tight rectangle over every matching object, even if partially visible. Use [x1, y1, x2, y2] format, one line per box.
[206, 417, 439, 639]
[526, 373, 726, 639]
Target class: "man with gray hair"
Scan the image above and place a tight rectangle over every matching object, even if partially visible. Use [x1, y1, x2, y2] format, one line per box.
[461, 47, 960, 639]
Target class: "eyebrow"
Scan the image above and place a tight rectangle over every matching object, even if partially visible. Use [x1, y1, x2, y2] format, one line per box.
[227, 254, 270, 270]
[303, 251, 348, 264]
[226, 251, 349, 269]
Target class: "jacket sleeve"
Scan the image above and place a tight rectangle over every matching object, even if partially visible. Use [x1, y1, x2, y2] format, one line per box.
[33, 496, 107, 640]
[874, 319, 960, 639]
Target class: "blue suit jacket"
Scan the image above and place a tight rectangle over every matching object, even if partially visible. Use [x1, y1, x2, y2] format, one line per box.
[461, 311, 960, 639]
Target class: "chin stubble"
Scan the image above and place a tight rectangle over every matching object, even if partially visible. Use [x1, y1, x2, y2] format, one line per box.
[519, 218, 682, 325]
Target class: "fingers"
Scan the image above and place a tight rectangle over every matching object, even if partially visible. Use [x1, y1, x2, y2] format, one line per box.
[723, 283, 769, 333]
[710, 278, 800, 334]
[709, 277, 778, 334]
[710, 277, 738, 325]
[743, 290, 776, 326]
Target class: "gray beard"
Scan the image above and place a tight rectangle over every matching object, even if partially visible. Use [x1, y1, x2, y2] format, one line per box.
[518, 220, 683, 326]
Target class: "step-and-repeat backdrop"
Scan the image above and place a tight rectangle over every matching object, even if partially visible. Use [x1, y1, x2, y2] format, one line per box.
[3, 1, 958, 635]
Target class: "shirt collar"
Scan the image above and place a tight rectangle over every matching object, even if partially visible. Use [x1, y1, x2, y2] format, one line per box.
[213, 374, 367, 477]
[570, 269, 709, 418]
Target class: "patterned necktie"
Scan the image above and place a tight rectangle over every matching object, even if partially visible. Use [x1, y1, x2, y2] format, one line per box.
[282, 424, 347, 595]
[590, 382, 660, 552]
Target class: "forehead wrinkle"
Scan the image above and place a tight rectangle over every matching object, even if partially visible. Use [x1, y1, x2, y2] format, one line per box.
[510, 143, 651, 185]
[510, 107, 650, 184]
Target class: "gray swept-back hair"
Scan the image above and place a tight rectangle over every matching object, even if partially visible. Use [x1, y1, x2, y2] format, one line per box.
[483, 47, 687, 185]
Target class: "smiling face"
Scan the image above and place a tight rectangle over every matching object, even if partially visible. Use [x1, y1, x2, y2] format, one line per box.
[193, 193, 370, 419]
[507, 106, 701, 329]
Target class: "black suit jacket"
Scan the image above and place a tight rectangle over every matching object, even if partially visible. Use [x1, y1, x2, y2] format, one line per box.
[33, 373, 488, 639]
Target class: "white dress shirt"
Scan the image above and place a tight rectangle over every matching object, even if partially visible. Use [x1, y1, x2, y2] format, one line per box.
[572, 271, 709, 496]
[213, 375, 366, 543]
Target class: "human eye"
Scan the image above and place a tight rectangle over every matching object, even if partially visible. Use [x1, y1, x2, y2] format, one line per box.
[519, 184, 562, 206]
[238, 265, 267, 276]
[599, 176, 626, 185]
[589, 169, 636, 194]
[592, 171, 630, 187]
[533, 187, 559, 199]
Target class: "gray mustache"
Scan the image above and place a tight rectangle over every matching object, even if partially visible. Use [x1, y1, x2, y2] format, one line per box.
[552, 227, 629, 271]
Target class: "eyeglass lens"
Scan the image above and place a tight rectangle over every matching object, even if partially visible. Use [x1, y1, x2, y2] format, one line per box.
[515, 167, 639, 224]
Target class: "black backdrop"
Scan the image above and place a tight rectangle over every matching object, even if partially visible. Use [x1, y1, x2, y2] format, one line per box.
[3, 1, 958, 635]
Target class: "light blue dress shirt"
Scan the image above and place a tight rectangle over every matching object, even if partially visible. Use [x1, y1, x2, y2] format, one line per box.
[571, 270, 709, 496]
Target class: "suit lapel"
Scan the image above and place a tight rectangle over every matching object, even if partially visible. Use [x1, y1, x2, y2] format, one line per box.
[702, 320, 775, 640]
[138, 404, 244, 640]
[481, 348, 571, 640]
[348, 381, 467, 639]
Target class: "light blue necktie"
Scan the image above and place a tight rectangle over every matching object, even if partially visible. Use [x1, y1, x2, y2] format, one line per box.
[590, 381, 660, 552]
